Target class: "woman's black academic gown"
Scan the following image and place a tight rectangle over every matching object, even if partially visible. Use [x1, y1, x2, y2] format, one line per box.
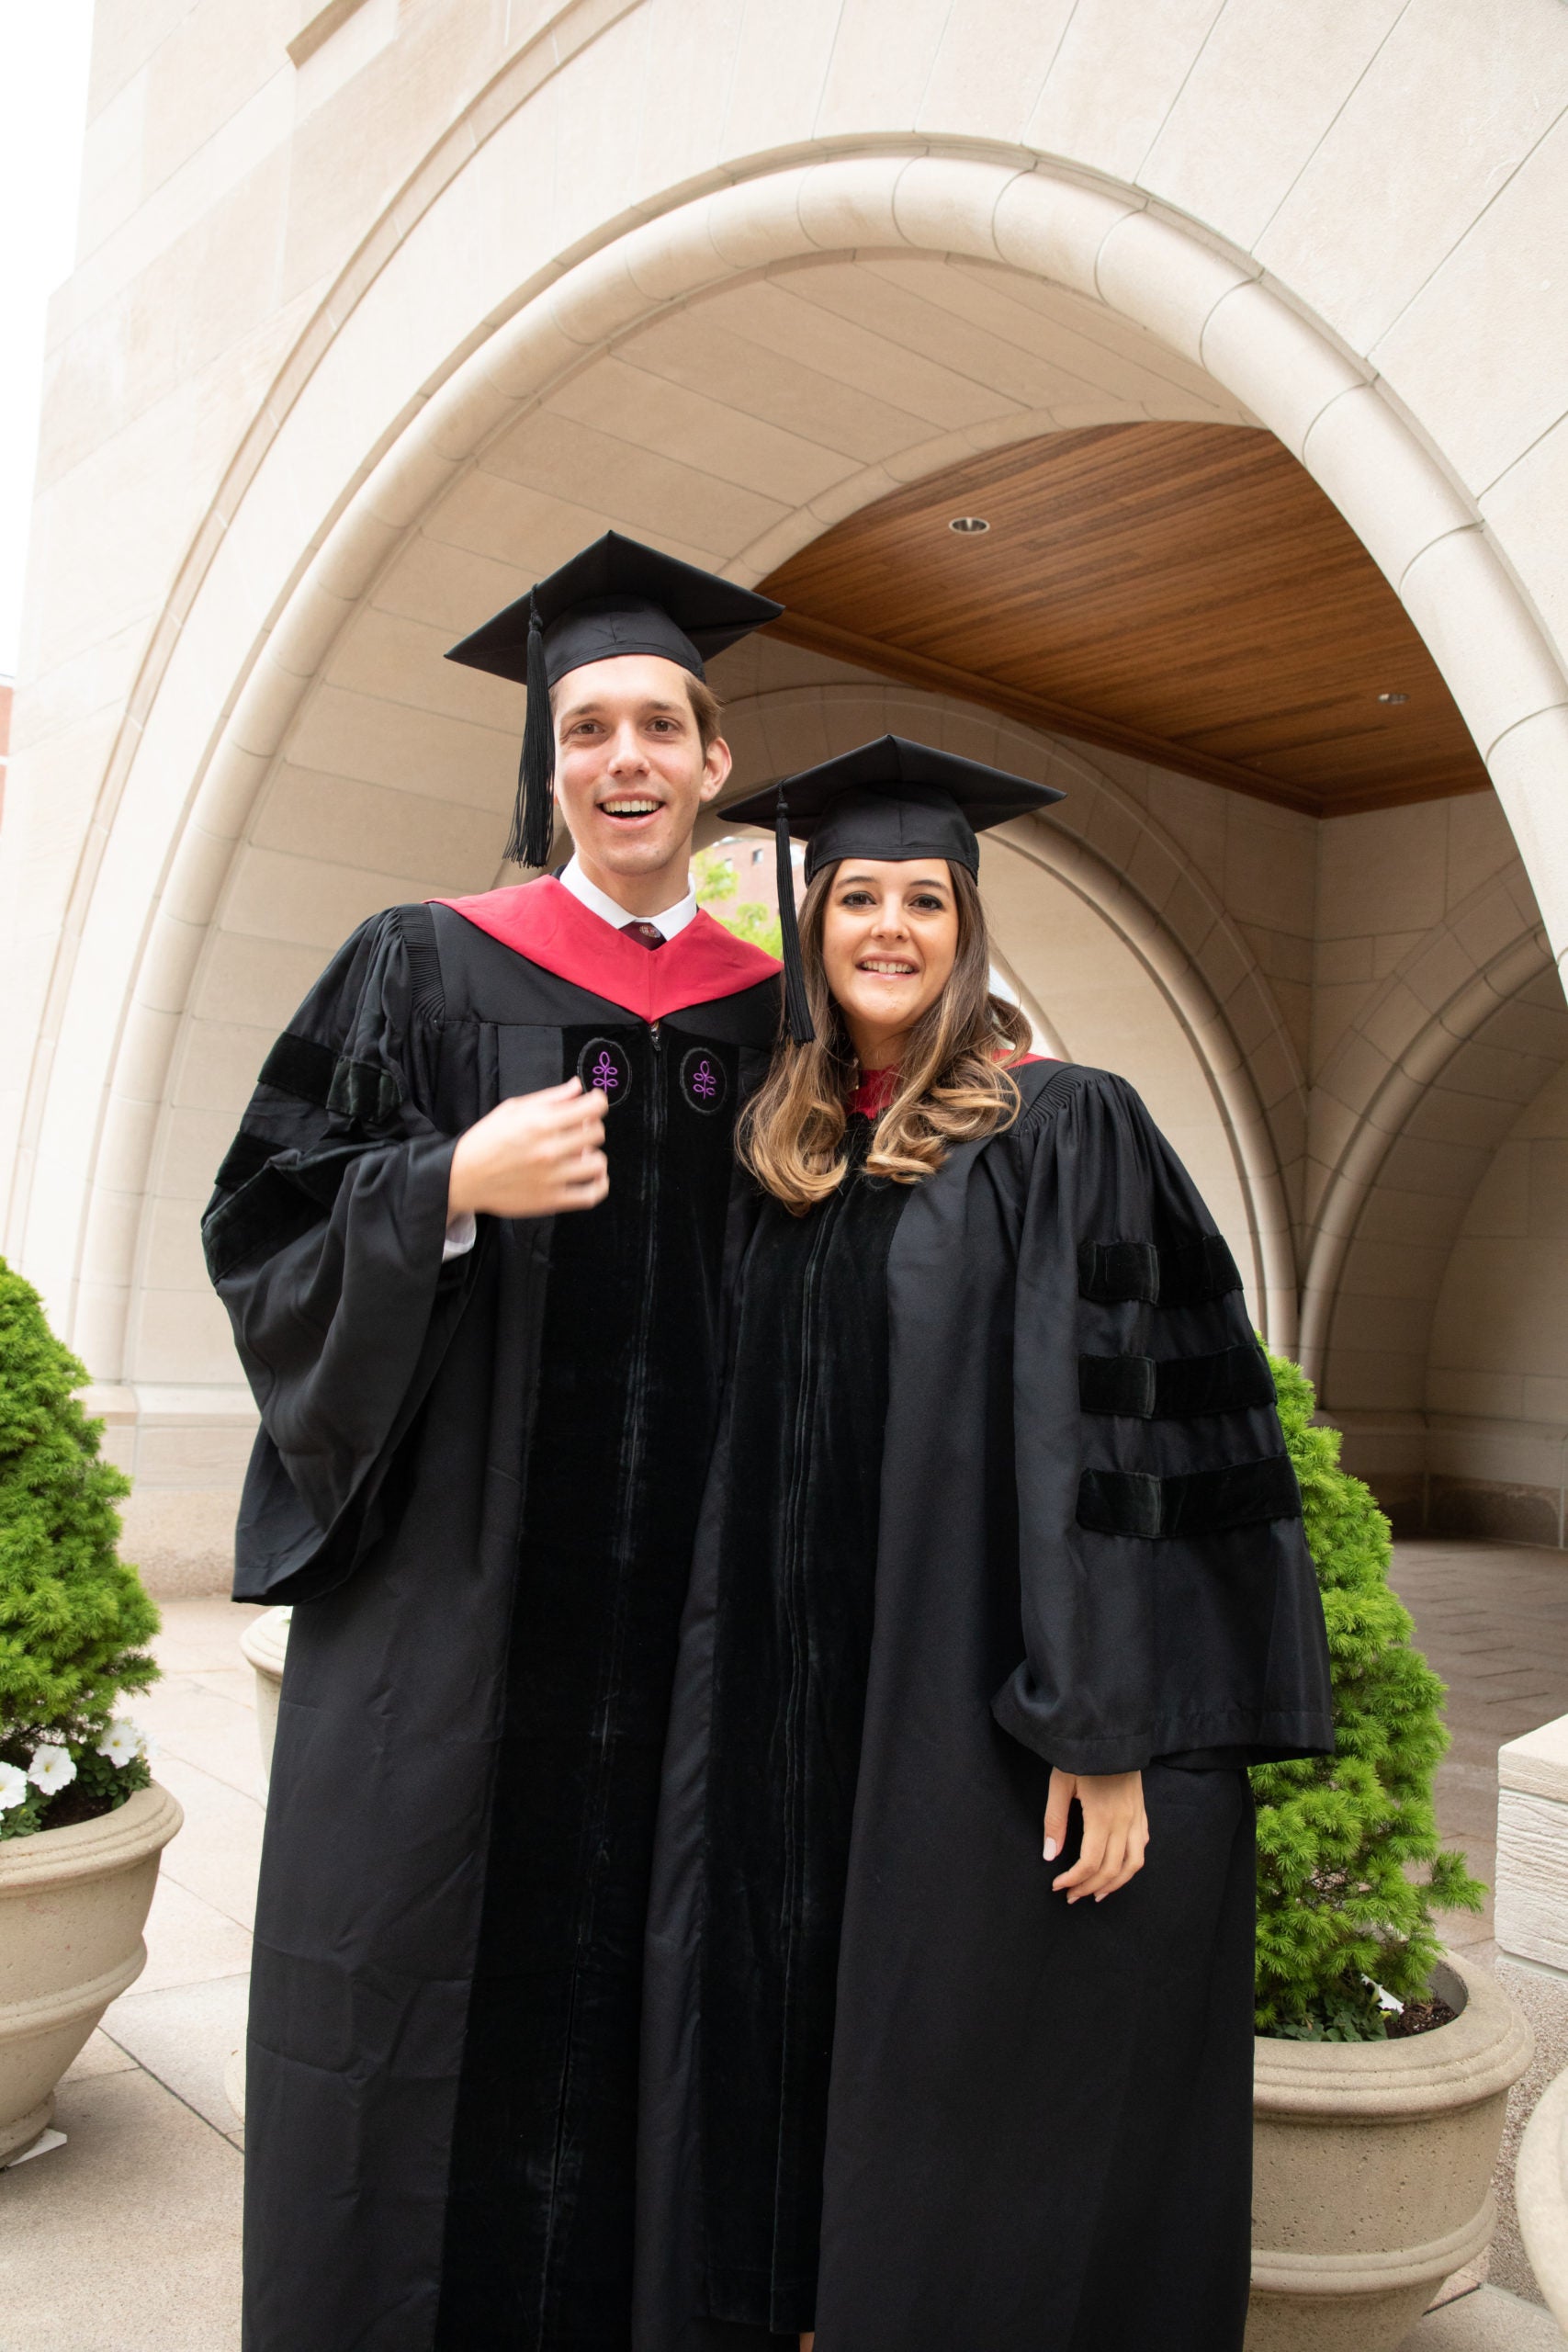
[636, 1059, 1335, 2352]
[202, 876, 780, 2352]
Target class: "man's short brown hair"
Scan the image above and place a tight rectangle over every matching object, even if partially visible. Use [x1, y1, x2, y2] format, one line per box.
[686, 676, 722, 750]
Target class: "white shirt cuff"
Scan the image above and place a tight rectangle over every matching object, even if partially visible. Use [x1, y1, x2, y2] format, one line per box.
[442, 1213, 478, 1261]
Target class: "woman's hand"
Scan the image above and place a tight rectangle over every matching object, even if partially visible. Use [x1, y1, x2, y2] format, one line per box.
[447, 1079, 609, 1221]
[1043, 1769, 1147, 1903]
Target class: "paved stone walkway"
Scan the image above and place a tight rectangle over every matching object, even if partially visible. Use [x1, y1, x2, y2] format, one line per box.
[1389, 1538, 1568, 1970]
[4, 1550, 1568, 2349]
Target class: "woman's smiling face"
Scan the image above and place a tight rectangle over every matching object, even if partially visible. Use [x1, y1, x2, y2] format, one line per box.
[819, 858, 960, 1068]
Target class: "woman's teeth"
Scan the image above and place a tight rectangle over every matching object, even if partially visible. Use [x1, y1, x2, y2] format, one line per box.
[860, 959, 917, 975]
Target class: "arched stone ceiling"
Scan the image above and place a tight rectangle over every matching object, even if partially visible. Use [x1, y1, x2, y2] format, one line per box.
[761, 415, 1486, 819]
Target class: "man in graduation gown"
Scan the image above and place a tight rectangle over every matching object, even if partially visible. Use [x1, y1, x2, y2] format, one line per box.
[202, 534, 784, 2352]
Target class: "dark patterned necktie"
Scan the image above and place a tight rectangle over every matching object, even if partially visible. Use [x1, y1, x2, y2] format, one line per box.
[621, 920, 666, 950]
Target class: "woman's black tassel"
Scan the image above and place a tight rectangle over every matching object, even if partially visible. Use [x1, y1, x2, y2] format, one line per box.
[507, 600, 556, 869]
[775, 784, 814, 1045]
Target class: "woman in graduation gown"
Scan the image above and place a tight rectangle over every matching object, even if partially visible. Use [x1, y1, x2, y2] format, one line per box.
[635, 737, 1336, 2352]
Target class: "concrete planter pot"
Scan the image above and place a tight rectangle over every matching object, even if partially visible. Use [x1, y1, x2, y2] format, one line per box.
[1247, 1951, 1532, 2350]
[1516, 2056, 1568, 2328]
[0, 1781, 183, 2162]
[240, 1605, 290, 1788]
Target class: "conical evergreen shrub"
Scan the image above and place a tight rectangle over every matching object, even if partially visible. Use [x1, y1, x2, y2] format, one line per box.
[0, 1258, 159, 1838]
[1253, 1352, 1484, 2039]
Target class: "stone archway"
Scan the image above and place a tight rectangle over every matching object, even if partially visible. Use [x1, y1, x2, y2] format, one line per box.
[11, 147, 1567, 1439]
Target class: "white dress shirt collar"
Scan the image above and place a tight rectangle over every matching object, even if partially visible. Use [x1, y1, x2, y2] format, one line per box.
[558, 853, 696, 941]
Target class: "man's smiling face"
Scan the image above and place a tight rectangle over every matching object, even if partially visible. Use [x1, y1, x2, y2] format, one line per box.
[551, 653, 731, 899]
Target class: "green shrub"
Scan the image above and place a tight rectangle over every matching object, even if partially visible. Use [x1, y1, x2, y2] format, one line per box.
[0, 1258, 159, 1838]
[1252, 1352, 1484, 2039]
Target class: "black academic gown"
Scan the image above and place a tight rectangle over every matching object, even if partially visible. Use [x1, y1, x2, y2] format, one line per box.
[636, 1058, 1334, 2352]
[202, 876, 781, 2352]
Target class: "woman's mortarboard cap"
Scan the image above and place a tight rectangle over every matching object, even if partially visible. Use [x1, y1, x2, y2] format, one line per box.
[723, 735, 1066, 1046]
[446, 531, 783, 869]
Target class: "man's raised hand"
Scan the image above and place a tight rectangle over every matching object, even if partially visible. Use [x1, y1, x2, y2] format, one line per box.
[447, 1078, 609, 1222]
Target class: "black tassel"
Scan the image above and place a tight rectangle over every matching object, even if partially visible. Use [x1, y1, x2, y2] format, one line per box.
[508, 600, 556, 869]
[774, 785, 814, 1045]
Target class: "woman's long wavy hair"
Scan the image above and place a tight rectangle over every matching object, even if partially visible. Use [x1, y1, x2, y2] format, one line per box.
[739, 859, 1031, 1212]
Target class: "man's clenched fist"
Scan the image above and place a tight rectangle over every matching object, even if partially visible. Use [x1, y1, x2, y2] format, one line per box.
[447, 1078, 610, 1222]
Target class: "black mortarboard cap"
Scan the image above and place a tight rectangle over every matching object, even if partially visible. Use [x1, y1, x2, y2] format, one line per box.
[446, 530, 783, 868]
[724, 734, 1065, 1045]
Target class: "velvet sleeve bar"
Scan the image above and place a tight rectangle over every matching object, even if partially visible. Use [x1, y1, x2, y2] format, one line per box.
[203, 904, 478, 1601]
[991, 1067, 1334, 1775]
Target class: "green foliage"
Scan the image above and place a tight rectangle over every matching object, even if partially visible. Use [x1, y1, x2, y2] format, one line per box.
[0, 1259, 159, 1836]
[715, 900, 784, 957]
[1252, 1352, 1484, 2039]
[693, 846, 784, 957]
[693, 848, 736, 905]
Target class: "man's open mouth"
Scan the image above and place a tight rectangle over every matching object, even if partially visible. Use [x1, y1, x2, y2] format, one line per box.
[600, 797, 662, 820]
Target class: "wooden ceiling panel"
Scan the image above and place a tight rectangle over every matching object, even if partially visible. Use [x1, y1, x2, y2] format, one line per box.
[759, 423, 1487, 818]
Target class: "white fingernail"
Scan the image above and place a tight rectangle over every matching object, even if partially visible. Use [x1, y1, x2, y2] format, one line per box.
[1043, 1837, 1058, 1861]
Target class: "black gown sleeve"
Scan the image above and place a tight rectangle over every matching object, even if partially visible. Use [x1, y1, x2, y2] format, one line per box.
[992, 1068, 1334, 1776]
[203, 905, 475, 1602]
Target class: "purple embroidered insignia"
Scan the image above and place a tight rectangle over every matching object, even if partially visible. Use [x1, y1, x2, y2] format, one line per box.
[576, 1036, 633, 1105]
[679, 1046, 728, 1114]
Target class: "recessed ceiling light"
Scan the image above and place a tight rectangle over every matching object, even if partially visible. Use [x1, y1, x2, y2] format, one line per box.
[1377, 690, 1410, 706]
[949, 515, 990, 534]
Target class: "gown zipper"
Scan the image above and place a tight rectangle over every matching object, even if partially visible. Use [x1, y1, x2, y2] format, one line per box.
[544, 1021, 665, 2316]
[769, 1172, 845, 2302]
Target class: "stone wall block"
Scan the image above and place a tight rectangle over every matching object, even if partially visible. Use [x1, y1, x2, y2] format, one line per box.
[796, 154, 908, 254]
[545, 243, 650, 350]
[78, 1186, 143, 1292]
[355, 424, 461, 536]
[728, 512, 824, 586]
[807, 464, 901, 532]
[93, 1091, 162, 1213]
[990, 173, 1136, 302]
[1094, 211, 1255, 368]
[107, 1008, 180, 1110]
[1303, 385, 1478, 599]
[193, 747, 272, 848]
[1488, 710, 1568, 971]
[160, 823, 239, 934]
[420, 364, 523, 467]
[1198, 279, 1362, 458]
[1499, 1721, 1568, 1976]
[620, 202, 732, 304]
[705, 168, 817, 271]
[474, 290, 581, 402]
[73, 1284, 132, 1389]
[130, 917, 206, 1024]
[1402, 530, 1568, 771]
[227, 651, 317, 763]
[890, 154, 1022, 264]
[267, 573, 359, 683]
[302, 507, 404, 610]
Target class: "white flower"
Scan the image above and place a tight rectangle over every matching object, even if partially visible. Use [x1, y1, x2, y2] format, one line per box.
[0, 1762, 28, 1812]
[96, 1717, 146, 1770]
[26, 1743, 77, 1796]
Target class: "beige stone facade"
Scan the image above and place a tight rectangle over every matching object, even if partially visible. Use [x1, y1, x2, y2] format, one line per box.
[4, 0, 1568, 1586]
